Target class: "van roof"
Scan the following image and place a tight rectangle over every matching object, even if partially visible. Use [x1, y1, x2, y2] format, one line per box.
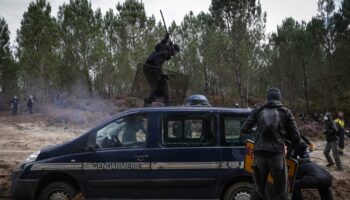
[119, 106, 252, 115]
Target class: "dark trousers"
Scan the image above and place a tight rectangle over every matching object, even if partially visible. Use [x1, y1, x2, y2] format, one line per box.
[324, 141, 341, 168]
[11, 107, 18, 116]
[338, 132, 344, 152]
[28, 106, 33, 114]
[143, 66, 169, 106]
[293, 179, 333, 200]
[252, 154, 288, 200]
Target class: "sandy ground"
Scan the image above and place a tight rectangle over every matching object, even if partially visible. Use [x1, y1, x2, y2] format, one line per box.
[302, 140, 350, 200]
[0, 113, 349, 199]
[0, 113, 87, 199]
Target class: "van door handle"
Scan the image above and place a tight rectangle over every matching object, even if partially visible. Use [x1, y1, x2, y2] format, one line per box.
[134, 155, 149, 161]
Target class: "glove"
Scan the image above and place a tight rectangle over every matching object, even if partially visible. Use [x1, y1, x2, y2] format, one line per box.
[295, 141, 308, 158]
[165, 32, 170, 41]
[159, 74, 169, 80]
[308, 142, 315, 152]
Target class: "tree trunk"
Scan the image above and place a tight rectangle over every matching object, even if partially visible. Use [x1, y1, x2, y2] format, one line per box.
[302, 58, 310, 113]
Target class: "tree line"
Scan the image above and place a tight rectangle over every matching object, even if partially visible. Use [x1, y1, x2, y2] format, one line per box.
[0, 0, 349, 114]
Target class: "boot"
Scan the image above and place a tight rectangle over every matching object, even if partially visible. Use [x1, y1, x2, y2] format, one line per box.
[144, 98, 152, 107]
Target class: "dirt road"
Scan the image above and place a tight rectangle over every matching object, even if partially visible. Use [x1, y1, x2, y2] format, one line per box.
[1, 114, 349, 199]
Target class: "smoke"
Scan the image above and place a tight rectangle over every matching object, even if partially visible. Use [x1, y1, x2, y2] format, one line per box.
[42, 79, 144, 125]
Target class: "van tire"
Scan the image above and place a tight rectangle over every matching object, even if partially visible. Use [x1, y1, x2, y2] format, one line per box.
[223, 182, 253, 200]
[38, 181, 77, 200]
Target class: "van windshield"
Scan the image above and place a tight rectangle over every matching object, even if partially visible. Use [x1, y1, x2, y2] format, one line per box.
[95, 115, 147, 149]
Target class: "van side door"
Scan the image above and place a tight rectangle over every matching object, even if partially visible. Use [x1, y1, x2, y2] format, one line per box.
[219, 114, 254, 184]
[82, 113, 150, 199]
[148, 111, 221, 199]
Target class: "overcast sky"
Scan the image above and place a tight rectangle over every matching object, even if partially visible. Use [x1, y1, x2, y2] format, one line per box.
[0, 0, 343, 45]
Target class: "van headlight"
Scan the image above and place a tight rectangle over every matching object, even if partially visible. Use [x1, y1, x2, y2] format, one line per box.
[25, 150, 40, 163]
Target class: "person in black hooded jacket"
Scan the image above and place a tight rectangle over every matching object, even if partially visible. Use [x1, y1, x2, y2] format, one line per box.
[241, 88, 302, 200]
[290, 138, 333, 200]
[143, 33, 180, 106]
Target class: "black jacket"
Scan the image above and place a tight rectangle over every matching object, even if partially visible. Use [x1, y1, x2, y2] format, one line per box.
[27, 98, 33, 107]
[145, 34, 172, 68]
[295, 158, 332, 188]
[324, 119, 338, 142]
[241, 100, 301, 155]
[11, 98, 19, 108]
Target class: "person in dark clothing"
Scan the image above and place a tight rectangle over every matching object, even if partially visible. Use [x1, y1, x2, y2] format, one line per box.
[143, 33, 180, 106]
[335, 112, 345, 155]
[293, 159, 333, 200]
[26, 95, 33, 114]
[323, 112, 342, 170]
[241, 88, 301, 200]
[299, 112, 308, 124]
[10, 96, 19, 116]
[291, 140, 333, 200]
[54, 93, 61, 106]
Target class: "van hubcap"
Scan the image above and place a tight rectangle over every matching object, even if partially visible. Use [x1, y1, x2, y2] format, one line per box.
[234, 191, 250, 200]
[49, 191, 69, 200]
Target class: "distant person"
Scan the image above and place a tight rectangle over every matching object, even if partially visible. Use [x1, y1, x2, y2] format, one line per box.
[335, 112, 345, 155]
[143, 32, 180, 106]
[54, 93, 61, 106]
[241, 88, 301, 200]
[299, 112, 308, 124]
[10, 96, 19, 116]
[323, 112, 342, 170]
[26, 95, 34, 114]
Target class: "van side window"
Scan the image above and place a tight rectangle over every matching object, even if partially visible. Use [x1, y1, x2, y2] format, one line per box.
[95, 114, 147, 149]
[162, 113, 216, 147]
[222, 117, 251, 146]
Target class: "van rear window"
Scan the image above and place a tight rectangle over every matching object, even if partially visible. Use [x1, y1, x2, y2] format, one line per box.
[161, 113, 216, 147]
[222, 116, 255, 146]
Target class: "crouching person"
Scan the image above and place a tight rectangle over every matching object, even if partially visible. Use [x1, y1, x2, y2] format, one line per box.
[292, 139, 333, 200]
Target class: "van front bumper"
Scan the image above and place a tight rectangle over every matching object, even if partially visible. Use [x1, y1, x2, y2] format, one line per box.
[11, 169, 37, 200]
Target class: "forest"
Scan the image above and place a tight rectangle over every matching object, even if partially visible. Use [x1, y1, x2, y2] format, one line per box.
[0, 0, 349, 114]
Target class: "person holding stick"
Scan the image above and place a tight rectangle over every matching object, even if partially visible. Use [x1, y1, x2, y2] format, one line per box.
[143, 10, 180, 106]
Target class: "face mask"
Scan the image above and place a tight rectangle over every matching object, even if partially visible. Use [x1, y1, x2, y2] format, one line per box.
[324, 116, 328, 121]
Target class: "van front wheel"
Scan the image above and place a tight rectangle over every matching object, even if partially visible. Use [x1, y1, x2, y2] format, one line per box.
[223, 182, 253, 200]
[38, 181, 77, 200]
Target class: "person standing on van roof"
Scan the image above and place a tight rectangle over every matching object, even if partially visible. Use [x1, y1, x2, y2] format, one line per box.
[241, 88, 302, 200]
[143, 32, 180, 107]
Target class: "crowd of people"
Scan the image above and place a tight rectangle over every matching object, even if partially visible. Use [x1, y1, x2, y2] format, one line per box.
[7, 92, 63, 116]
[142, 33, 348, 198]
[9, 95, 34, 116]
[3, 30, 347, 199]
[241, 88, 347, 200]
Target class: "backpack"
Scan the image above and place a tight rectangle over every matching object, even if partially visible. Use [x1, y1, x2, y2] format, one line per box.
[261, 107, 281, 138]
[254, 107, 285, 153]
